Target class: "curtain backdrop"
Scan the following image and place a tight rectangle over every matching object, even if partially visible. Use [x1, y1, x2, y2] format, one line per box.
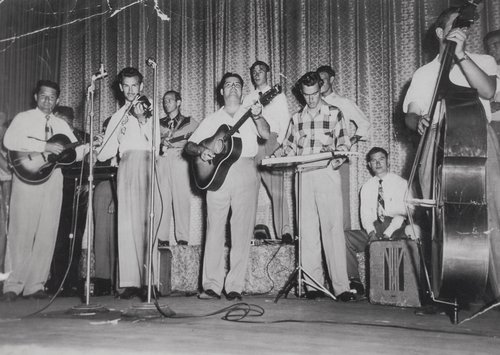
[1, 0, 500, 228]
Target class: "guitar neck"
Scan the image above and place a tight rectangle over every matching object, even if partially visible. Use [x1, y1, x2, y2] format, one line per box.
[168, 132, 191, 144]
[226, 110, 253, 138]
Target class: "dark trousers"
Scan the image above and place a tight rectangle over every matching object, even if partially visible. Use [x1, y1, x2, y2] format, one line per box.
[47, 177, 87, 294]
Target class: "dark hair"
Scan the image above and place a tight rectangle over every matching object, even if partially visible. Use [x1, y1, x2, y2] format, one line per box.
[53, 105, 75, 121]
[366, 147, 388, 163]
[484, 29, 500, 45]
[297, 71, 323, 91]
[216, 72, 244, 106]
[35, 80, 60, 97]
[250, 60, 270, 73]
[163, 90, 181, 102]
[435, 7, 460, 32]
[220, 72, 244, 88]
[316, 65, 336, 78]
[117, 67, 143, 84]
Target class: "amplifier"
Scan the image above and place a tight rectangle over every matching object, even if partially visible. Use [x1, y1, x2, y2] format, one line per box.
[369, 240, 421, 307]
[157, 247, 172, 296]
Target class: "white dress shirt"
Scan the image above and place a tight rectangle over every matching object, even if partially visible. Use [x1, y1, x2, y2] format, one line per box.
[4, 108, 86, 160]
[360, 172, 410, 237]
[98, 103, 159, 161]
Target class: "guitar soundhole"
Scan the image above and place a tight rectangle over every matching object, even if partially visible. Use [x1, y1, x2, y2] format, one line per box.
[213, 139, 224, 154]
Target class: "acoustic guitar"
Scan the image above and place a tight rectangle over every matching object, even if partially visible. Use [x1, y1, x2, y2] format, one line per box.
[191, 85, 282, 191]
[8, 134, 83, 184]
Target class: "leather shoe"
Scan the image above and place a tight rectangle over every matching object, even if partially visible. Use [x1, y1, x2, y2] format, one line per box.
[24, 289, 49, 299]
[117, 287, 141, 300]
[198, 289, 221, 300]
[349, 278, 365, 296]
[226, 291, 242, 301]
[1, 291, 18, 302]
[158, 240, 170, 249]
[281, 233, 293, 245]
[338, 291, 356, 302]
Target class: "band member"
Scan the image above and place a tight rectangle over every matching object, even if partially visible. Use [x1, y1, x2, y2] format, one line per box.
[403, 7, 499, 297]
[185, 72, 270, 301]
[157, 90, 198, 247]
[316, 65, 371, 230]
[97, 67, 160, 300]
[274, 72, 355, 302]
[242, 61, 293, 242]
[484, 29, 500, 121]
[1, 80, 87, 301]
[344, 147, 419, 295]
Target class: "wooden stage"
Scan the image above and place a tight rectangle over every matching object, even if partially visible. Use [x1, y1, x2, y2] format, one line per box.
[0, 291, 499, 354]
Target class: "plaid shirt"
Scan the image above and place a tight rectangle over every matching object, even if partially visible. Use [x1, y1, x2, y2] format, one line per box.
[282, 102, 351, 156]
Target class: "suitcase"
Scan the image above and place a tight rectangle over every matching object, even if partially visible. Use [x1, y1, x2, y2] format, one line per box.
[369, 240, 421, 307]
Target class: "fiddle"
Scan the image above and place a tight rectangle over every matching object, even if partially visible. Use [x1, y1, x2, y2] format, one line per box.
[130, 95, 153, 119]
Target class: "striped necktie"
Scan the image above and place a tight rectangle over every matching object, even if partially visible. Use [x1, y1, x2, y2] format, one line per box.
[377, 179, 385, 222]
[45, 115, 53, 140]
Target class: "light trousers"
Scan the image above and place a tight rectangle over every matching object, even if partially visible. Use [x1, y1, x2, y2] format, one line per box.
[4, 172, 63, 295]
[202, 158, 259, 294]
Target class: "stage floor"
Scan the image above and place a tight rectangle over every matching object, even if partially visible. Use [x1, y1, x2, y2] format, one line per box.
[0, 293, 499, 354]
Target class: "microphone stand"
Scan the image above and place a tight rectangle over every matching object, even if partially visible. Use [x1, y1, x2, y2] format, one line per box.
[146, 60, 158, 304]
[71, 74, 108, 314]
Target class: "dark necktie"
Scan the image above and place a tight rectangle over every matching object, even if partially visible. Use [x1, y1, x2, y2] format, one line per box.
[45, 115, 53, 140]
[377, 179, 385, 222]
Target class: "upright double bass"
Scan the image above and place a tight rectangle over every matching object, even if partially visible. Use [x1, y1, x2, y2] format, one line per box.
[407, 0, 490, 307]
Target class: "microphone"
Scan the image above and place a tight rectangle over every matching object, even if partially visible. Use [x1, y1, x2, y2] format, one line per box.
[146, 57, 157, 68]
[93, 63, 108, 80]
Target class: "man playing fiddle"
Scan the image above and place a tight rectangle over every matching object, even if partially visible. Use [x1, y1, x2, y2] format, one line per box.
[98, 67, 160, 300]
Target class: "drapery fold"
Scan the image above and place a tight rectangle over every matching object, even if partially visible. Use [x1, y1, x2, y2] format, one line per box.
[1, 0, 500, 227]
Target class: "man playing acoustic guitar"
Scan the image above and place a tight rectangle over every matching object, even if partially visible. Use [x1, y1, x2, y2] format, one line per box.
[1, 80, 88, 301]
[185, 72, 270, 301]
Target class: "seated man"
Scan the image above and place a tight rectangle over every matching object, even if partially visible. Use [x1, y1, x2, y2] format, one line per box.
[345, 147, 419, 293]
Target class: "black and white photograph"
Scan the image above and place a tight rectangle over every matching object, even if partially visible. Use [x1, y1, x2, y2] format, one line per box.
[1, 0, 500, 353]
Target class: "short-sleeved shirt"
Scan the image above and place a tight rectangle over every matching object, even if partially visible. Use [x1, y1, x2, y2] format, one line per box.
[188, 106, 260, 158]
[403, 52, 497, 123]
[281, 102, 351, 157]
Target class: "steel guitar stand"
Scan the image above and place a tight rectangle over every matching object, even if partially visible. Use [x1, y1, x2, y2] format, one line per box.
[274, 160, 336, 303]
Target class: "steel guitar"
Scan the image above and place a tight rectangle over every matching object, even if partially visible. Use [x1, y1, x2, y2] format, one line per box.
[261, 151, 360, 168]
[264, 150, 360, 302]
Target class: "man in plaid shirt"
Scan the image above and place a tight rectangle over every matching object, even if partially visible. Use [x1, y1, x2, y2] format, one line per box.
[276, 71, 356, 302]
